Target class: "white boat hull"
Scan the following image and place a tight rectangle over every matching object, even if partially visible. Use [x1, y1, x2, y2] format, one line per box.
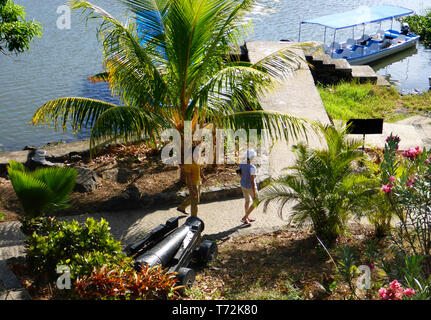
[347, 37, 419, 65]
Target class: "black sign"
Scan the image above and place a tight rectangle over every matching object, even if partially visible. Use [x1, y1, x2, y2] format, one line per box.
[346, 119, 384, 135]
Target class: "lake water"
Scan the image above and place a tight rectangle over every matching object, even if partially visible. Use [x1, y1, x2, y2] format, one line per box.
[1, 0, 430, 152]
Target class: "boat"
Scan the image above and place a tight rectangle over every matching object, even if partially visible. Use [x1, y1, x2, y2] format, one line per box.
[298, 5, 420, 65]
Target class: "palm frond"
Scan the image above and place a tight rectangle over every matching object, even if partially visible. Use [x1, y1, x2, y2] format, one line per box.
[70, 0, 172, 108]
[32, 97, 119, 135]
[7, 162, 77, 217]
[217, 110, 310, 142]
[88, 72, 110, 83]
[89, 105, 171, 152]
[253, 45, 303, 79]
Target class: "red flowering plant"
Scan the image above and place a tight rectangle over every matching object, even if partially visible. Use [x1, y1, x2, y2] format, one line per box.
[378, 280, 416, 300]
[73, 264, 181, 300]
[379, 133, 431, 274]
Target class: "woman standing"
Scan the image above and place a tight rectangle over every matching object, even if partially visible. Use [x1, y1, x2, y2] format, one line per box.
[239, 149, 258, 224]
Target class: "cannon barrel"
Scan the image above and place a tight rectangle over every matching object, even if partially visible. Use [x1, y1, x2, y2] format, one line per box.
[134, 216, 204, 270]
[124, 216, 181, 257]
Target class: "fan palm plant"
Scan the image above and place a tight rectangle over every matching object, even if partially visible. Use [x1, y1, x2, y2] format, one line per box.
[31, 0, 309, 159]
[7, 161, 77, 217]
[258, 124, 371, 244]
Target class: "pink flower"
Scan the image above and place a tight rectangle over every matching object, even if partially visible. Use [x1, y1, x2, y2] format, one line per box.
[406, 179, 415, 187]
[382, 184, 393, 194]
[379, 288, 388, 299]
[402, 147, 420, 160]
[425, 159, 430, 165]
[379, 280, 416, 300]
[394, 292, 404, 300]
[403, 288, 416, 296]
[389, 175, 396, 183]
[389, 280, 403, 292]
[386, 135, 400, 144]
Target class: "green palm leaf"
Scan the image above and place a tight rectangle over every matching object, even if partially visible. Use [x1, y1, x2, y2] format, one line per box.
[7, 161, 77, 217]
[217, 110, 310, 142]
[32, 97, 119, 134]
[258, 125, 370, 243]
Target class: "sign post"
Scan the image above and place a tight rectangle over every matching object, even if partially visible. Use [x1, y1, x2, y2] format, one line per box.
[346, 119, 384, 151]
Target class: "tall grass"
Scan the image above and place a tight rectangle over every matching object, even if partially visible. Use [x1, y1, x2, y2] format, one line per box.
[318, 81, 431, 122]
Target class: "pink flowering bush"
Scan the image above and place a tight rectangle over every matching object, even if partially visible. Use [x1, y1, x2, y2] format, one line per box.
[402, 146, 423, 161]
[379, 134, 431, 274]
[378, 280, 416, 300]
[381, 184, 393, 194]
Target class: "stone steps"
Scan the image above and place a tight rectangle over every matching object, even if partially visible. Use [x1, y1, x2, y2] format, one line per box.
[350, 65, 378, 83]
[304, 49, 390, 85]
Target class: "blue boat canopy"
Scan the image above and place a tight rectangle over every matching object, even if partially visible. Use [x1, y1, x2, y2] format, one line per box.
[301, 5, 414, 30]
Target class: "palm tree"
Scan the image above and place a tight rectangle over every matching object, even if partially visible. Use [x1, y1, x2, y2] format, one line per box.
[31, 0, 309, 160]
[258, 124, 371, 244]
[7, 161, 77, 217]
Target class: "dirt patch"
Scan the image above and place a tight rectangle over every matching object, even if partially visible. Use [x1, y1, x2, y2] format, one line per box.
[0, 143, 240, 222]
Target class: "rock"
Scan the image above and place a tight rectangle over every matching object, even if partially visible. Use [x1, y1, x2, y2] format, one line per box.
[123, 183, 141, 201]
[70, 154, 82, 162]
[116, 168, 133, 183]
[100, 168, 119, 181]
[103, 184, 141, 211]
[74, 166, 99, 193]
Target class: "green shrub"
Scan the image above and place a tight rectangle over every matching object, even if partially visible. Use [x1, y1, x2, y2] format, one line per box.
[7, 161, 77, 217]
[25, 217, 124, 281]
[59, 251, 133, 281]
[403, 10, 431, 47]
[20, 216, 60, 237]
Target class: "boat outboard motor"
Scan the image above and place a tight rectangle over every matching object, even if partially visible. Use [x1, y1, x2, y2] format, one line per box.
[401, 23, 410, 35]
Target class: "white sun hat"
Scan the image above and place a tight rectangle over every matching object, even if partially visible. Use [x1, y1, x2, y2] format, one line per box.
[244, 149, 257, 161]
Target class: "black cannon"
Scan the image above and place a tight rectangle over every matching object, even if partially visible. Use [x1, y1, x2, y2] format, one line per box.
[127, 216, 217, 288]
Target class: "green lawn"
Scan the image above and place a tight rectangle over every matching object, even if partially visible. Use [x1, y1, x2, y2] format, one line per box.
[317, 81, 431, 122]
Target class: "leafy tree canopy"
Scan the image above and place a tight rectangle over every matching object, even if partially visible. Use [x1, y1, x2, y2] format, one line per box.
[0, 0, 42, 55]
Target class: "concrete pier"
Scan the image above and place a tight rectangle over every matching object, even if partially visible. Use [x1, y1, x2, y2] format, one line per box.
[246, 41, 330, 177]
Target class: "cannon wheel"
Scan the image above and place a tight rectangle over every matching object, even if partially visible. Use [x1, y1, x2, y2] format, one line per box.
[196, 240, 218, 267]
[177, 267, 196, 289]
